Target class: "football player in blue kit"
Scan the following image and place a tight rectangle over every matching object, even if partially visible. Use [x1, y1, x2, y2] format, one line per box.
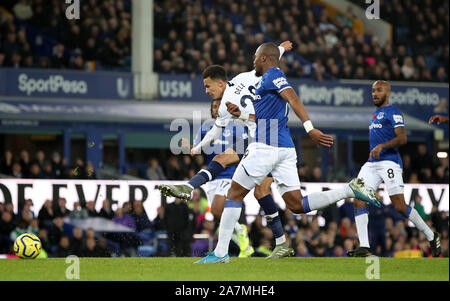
[160, 42, 300, 260]
[197, 42, 380, 263]
[347, 80, 441, 257]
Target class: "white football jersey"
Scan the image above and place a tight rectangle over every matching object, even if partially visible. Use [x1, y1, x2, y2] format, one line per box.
[215, 70, 260, 137]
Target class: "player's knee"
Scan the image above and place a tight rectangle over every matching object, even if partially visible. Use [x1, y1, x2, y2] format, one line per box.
[253, 187, 268, 200]
[212, 154, 227, 167]
[393, 202, 407, 214]
[289, 203, 303, 214]
[210, 205, 223, 220]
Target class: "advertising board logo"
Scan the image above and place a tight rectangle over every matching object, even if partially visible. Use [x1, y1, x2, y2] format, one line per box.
[18, 73, 88, 96]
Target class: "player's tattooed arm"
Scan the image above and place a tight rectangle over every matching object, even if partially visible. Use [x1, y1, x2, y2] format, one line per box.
[280, 88, 334, 147]
[370, 126, 407, 160]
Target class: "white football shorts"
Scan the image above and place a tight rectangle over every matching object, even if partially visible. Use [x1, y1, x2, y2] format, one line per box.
[204, 178, 233, 204]
[232, 142, 300, 196]
[357, 160, 404, 196]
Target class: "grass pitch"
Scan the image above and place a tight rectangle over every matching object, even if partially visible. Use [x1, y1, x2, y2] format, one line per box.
[0, 257, 448, 281]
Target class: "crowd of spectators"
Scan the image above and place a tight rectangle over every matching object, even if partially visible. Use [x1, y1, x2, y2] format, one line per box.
[1, 146, 448, 258]
[1, 186, 447, 258]
[1, 143, 449, 184]
[1, 0, 448, 81]
[0, 0, 131, 70]
[154, 0, 448, 82]
[0, 149, 97, 180]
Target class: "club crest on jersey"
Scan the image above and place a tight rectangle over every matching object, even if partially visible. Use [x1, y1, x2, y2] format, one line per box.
[377, 112, 384, 120]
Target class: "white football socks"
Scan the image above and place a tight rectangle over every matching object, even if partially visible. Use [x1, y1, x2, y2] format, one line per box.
[214, 206, 242, 258]
[408, 208, 434, 241]
[307, 186, 354, 211]
[355, 212, 370, 248]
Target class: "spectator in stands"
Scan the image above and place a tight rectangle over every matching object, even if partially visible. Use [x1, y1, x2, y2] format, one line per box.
[51, 152, 65, 179]
[20, 199, 35, 225]
[146, 158, 166, 180]
[152, 206, 166, 232]
[96, 237, 112, 257]
[99, 199, 115, 219]
[50, 44, 69, 69]
[86, 201, 98, 217]
[19, 150, 30, 178]
[48, 217, 66, 246]
[38, 199, 55, 228]
[131, 200, 152, 232]
[165, 156, 183, 180]
[11, 162, 22, 178]
[54, 197, 71, 218]
[28, 162, 43, 179]
[0, 211, 15, 253]
[0, 150, 13, 175]
[164, 197, 194, 257]
[32, 150, 45, 170]
[415, 198, 430, 228]
[41, 160, 55, 179]
[54, 235, 72, 257]
[413, 144, 434, 173]
[79, 237, 101, 257]
[70, 202, 88, 219]
[70, 54, 85, 70]
[248, 215, 265, 249]
[112, 206, 136, 231]
[70, 227, 85, 256]
[37, 228, 51, 255]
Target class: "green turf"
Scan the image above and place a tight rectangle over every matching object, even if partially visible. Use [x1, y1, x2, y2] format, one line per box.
[0, 257, 448, 281]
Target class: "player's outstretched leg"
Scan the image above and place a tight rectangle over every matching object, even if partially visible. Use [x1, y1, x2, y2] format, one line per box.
[157, 150, 239, 201]
[157, 160, 226, 200]
[283, 178, 380, 215]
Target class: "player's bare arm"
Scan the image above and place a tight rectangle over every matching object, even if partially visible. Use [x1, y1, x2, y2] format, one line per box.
[280, 40, 293, 52]
[280, 87, 334, 147]
[225, 101, 256, 122]
[370, 126, 407, 160]
[429, 115, 449, 125]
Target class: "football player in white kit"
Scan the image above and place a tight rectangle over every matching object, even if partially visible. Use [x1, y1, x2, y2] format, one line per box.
[196, 43, 381, 264]
[159, 41, 298, 258]
[347, 80, 441, 257]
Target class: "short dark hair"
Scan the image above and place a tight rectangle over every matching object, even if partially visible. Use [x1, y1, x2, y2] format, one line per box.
[202, 65, 227, 81]
[259, 42, 280, 63]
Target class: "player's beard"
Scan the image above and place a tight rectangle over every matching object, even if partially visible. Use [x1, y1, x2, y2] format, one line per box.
[374, 94, 387, 107]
